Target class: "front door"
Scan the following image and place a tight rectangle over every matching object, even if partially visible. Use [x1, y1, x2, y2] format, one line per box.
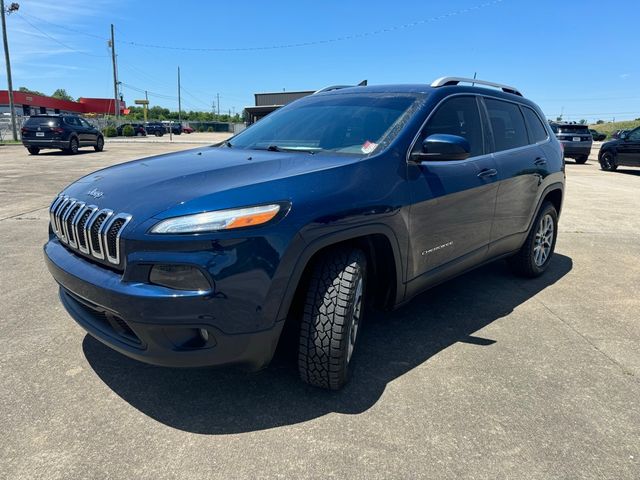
[79, 118, 98, 144]
[618, 128, 640, 166]
[407, 95, 499, 280]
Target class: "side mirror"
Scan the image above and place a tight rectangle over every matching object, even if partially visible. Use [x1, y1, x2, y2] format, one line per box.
[410, 134, 471, 162]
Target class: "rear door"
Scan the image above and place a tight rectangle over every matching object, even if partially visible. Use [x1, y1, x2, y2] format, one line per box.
[407, 95, 499, 279]
[483, 98, 546, 251]
[618, 128, 640, 165]
[63, 117, 83, 143]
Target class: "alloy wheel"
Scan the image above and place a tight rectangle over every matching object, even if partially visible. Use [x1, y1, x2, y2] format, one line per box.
[533, 213, 554, 267]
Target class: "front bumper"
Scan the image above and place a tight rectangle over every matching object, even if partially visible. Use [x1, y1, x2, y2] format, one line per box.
[44, 240, 284, 369]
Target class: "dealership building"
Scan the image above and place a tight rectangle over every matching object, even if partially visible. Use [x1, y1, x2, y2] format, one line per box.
[244, 90, 315, 124]
[0, 90, 125, 116]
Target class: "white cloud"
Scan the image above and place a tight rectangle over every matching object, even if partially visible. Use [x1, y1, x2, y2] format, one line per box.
[620, 73, 630, 79]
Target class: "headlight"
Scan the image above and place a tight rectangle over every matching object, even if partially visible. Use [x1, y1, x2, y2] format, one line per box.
[150, 204, 281, 234]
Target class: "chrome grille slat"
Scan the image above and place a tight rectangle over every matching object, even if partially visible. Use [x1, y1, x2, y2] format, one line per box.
[54, 197, 72, 241]
[66, 202, 85, 248]
[61, 200, 80, 246]
[49, 194, 131, 267]
[77, 205, 98, 253]
[87, 209, 111, 260]
[104, 214, 132, 265]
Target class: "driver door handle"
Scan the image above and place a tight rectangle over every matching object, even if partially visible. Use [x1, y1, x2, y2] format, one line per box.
[477, 168, 498, 178]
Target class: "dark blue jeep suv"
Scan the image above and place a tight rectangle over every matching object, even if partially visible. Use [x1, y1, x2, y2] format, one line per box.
[44, 77, 565, 389]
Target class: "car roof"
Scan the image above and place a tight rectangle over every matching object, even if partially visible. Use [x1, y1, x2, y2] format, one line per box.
[315, 83, 535, 105]
[29, 114, 78, 117]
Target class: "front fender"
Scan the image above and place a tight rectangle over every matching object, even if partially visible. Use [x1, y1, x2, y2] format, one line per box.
[262, 223, 406, 325]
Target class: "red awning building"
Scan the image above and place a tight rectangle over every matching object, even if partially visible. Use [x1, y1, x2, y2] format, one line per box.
[0, 90, 125, 116]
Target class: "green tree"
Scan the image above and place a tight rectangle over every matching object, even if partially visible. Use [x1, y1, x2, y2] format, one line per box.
[18, 86, 46, 96]
[579, 119, 587, 125]
[51, 89, 74, 101]
[596, 119, 605, 124]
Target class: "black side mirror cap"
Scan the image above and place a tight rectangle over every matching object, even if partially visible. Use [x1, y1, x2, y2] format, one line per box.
[410, 133, 471, 162]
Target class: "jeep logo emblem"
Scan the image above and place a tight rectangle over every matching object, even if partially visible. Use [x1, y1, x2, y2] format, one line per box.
[87, 188, 104, 199]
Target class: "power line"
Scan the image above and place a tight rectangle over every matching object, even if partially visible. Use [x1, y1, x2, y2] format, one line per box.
[15, 14, 107, 58]
[117, 0, 506, 52]
[17, 11, 107, 40]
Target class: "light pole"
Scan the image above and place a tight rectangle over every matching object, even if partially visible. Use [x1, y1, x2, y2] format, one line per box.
[1, 1, 19, 141]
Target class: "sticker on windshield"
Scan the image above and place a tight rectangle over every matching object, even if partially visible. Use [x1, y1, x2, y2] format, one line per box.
[361, 141, 378, 154]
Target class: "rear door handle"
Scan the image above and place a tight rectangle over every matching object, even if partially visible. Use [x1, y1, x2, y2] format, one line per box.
[477, 168, 498, 178]
[534, 157, 547, 166]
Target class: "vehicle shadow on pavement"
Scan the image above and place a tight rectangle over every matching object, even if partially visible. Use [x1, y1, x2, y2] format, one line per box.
[83, 254, 572, 434]
[614, 169, 640, 176]
[37, 150, 96, 156]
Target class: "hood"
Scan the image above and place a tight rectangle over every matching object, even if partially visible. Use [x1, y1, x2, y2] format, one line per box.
[61, 146, 355, 220]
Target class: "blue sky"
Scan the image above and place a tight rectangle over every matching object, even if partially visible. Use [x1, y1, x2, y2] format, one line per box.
[3, 0, 638, 122]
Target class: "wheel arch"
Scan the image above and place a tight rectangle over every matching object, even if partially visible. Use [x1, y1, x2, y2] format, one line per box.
[276, 225, 405, 325]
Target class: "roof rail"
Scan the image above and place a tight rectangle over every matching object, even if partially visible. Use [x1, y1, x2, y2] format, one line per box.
[430, 76, 522, 97]
[314, 79, 368, 94]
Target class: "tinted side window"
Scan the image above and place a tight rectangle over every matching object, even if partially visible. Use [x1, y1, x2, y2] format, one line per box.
[64, 117, 80, 127]
[628, 128, 640, 141]
[485, 98, 528, 151]
[522, 106, 548, 143]
[417, 96, 484, 157]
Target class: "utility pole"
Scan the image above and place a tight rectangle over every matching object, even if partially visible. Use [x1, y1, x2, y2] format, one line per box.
[144, 90, 148, 122]
[177, 66, 181, 124]
[109, 24, 119, 119]
[216, 93, 220, 117]
[1, 0, 18, 141]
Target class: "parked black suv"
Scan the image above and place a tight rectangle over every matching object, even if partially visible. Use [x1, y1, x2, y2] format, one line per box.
[21, 114, 104, 155]
[144, 122, 165, 137]
[550, 122, 592, 163]
[44, 77, 565, 389]
[116, 123, 146, 136]
[165, 122, 182, 135]
[589, 129, 606, 141]
[599, 126, 640, 171]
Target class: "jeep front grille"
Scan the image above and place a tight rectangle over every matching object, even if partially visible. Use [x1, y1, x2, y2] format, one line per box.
[49, 194, 132, 266]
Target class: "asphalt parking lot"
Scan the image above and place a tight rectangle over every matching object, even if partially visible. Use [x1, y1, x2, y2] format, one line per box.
[1, 142, 638, 479]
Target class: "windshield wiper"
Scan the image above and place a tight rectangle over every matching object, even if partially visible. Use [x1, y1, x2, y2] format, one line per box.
[259, 145, 319, 154]
[224, 140, 233, 148]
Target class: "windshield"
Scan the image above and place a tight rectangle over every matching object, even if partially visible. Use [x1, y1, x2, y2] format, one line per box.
[230, 93, 423, 155]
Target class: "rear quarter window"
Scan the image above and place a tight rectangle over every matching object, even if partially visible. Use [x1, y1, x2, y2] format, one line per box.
[522, 106, 548, 143]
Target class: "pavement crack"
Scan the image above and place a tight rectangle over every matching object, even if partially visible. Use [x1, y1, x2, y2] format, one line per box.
[531, 295, 638, 383]
[0, 206, 48, 222]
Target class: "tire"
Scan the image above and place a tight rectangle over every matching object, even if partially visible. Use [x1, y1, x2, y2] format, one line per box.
[298, 247, 367, 390]
[27, 146, 40, 155]
[599, 151, 618, 171]
[508, 202, 558, 278]
[67, 137, 79, 155]
[155, 131, 163, 137]
[575, 156, 588, 164]
[94, 136, 104, 152]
